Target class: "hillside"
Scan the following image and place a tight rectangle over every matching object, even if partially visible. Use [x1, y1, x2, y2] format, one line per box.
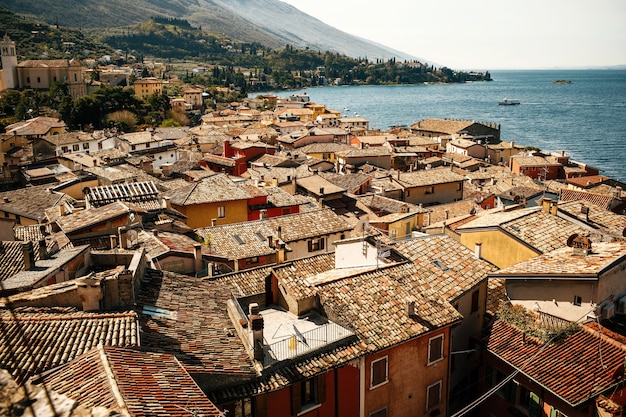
[0, 0, 426, 63]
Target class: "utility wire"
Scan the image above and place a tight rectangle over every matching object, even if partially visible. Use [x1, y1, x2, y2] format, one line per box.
[451, 302, 603, 417]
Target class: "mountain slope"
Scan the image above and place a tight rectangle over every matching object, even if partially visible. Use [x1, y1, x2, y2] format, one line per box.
[0, 0, 427, 62]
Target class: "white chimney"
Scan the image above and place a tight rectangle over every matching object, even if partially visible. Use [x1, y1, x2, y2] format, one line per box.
[193, 243, 203, 274]
[474, 242, 483, 259]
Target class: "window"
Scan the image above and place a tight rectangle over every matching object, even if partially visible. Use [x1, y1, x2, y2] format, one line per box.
[425, 186, 435, 194]
[573, 295, 582, 306]
[72, 144, 79, 151]
[370, 356, 388, 388]
[308, 238, 325, 252]
[131, 145, 136, 151]
[426, 381, 442, 410]
[428, 334, 444, 364]
[37, 77, 41, 83]
[291, 375, 326, 415]
[369, 407, 387, 417]
[82, 143, 89, 150]
[471, 289, 480, 313]
[217, 206, 226, 218]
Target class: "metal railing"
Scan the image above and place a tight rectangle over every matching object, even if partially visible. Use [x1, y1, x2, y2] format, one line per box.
[263, 322, 354, 366]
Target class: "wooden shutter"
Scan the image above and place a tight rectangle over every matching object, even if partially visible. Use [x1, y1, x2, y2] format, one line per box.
[320, 238, 325, 250]
[308, 240, 313, 252]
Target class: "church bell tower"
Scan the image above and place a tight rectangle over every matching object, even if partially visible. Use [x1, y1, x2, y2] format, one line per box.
[0, 35, 18, 90]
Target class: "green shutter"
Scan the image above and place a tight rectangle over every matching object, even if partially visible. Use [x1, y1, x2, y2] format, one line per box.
[529, 392, 540, 417]
[549, 406, 558, 417]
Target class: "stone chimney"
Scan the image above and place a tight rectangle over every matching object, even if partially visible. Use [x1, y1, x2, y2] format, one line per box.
[550, 200, 558, 216]
[21, 241, 36, 271]
[541, 198, 552, 213]
[407, 300, 416, 317]
[267, 235, 275, 249]
[193, 243, 203, 274]
[162, 196, 171, 210]
[260, 209, 267, 220]
[474, 242, 483, 259]
[38, 239, 47, 261]
[76, 278, 104, 311]
[249, 303, 264, 362]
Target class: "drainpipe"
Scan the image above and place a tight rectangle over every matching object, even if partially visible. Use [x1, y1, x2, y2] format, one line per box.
[359, 357, 365, 417]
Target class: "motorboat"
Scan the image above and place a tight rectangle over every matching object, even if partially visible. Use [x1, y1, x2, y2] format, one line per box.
[498, 98, 521, 105]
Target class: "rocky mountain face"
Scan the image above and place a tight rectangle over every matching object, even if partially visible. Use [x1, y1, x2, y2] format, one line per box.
[2, 0, 425, 62]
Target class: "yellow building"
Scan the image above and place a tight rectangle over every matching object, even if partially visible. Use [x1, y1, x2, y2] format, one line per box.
[165, 173, 263, 229]
[454, 202, 591, 269]
[133, 77, 163, 100]
[17, 59, 86, 99]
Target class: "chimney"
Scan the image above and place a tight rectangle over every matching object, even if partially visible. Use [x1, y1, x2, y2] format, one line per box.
[474, 242, 483, 259]
[550, 201, 558, 216]
[162, 196, 171, 210]
[211, 218, 217, 227]
[407, 300, 416, 317]
[260, 209, 267, 220]
[248, 303, 264, 361]
[118, 226, 127, 249]
[76, 278, 104, 312]
[277, 226, 282, 240]
[615, 186, 623, 199]
[207, 262, 214, 278]
[21, 241, 36, 271]
[277, 243, 286, 264]
[58, 204, 66, 216]
[193, 243, 203, 274]
[38, 239, 47, 260]
[153, 229, 159, 237]
[580, 204, 590, 221]
[541, 198, 552, 213]
[319, 187, 325, 196]
[268, 235, 275, 249]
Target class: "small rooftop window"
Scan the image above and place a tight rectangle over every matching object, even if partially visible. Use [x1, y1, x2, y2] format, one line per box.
[232, 234, 245, 245]
[431, 259, 449, 271]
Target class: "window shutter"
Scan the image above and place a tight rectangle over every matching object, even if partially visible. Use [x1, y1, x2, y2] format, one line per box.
[529, 392, 540, 417]
[291, 382, 302, 415]
[317, 373, 326, 404]
[308, 240, 313, 252]
[320, 238, 325, 250]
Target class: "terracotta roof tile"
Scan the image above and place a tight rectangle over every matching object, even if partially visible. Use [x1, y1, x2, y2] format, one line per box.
[137, 269, 256, 375]
[0, 307, 138, 384]
[318, 263, 462, 351]
[492, 241, 626, 277]
[0, 185, 67, 223]
[166, 173, 265, 205]
[39, 346, 223, 416]
[394, 235, 496, 302]
[479, 319, 626, 406]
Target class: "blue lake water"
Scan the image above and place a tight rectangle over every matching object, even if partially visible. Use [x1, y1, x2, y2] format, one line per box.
[258, 69, 626, 182]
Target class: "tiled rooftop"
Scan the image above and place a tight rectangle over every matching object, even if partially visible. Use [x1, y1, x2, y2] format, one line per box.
[492, 241, 626, 277]
[499, 209, 590, 254]
[196, 209, 352, 248]
[137, 269, 256, 375]
[394, 235, 496, 302]
[558, 200, 626, 238]
[0, 185, 67, 223]
[0, 307, 138, 384]
[271, 253, 336, 301]
[397, 167, 465, 187]
[194, 221, 279, 261]
[166, 173, 265, 205]
[560, 189, 614, 210]
[55, 202, 133, 235]
[38, 346, 223, 416]
[479, 319, 626, 406]
[317, 262, 462, 351]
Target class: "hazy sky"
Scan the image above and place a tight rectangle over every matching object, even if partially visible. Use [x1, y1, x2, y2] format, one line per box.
[280, 0, 626, 70]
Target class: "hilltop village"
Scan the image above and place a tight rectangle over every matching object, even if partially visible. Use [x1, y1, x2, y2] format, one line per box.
[1, 39, 626, 417]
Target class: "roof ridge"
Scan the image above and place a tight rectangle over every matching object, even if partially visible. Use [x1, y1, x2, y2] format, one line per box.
[97, 344, 130, 415]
